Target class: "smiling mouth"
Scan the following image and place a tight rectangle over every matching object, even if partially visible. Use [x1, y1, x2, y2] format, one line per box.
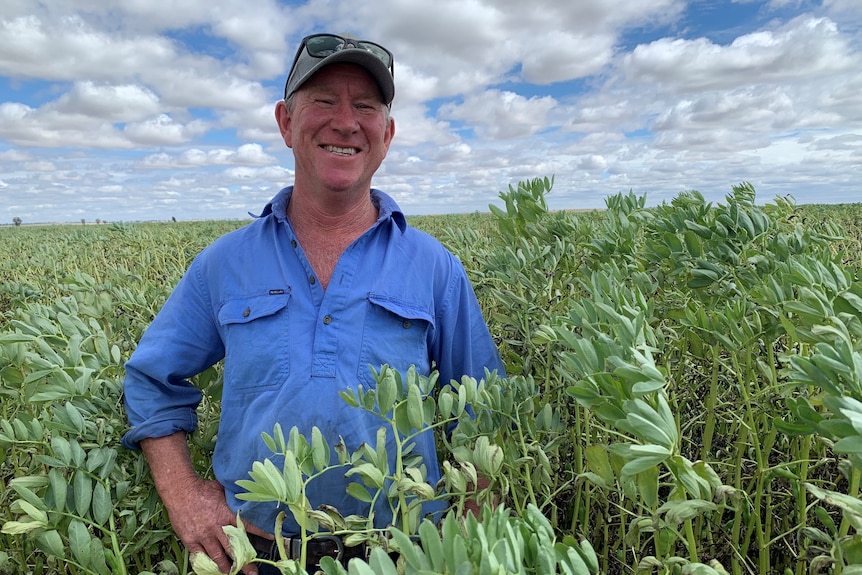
[324, 145, 359, 156]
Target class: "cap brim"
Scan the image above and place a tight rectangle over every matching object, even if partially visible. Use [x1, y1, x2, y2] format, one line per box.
[284, 49, 394, 104]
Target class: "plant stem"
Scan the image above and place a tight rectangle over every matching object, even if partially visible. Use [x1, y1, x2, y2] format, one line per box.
[838, 466, 861, 538]
[701, 346, 720, 462]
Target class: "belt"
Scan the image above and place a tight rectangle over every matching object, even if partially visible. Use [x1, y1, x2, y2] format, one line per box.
[247, 532, 366, 568]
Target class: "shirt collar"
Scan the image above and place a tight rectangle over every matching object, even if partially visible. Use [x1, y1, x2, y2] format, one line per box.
[254, 186, 407, 233]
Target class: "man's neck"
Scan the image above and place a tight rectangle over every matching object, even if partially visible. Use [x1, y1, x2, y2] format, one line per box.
[286, 188, 379, 289]
[287, 186, 378, 232]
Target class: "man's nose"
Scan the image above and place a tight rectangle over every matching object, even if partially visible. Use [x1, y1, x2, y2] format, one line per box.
[330, 102, 359, 130]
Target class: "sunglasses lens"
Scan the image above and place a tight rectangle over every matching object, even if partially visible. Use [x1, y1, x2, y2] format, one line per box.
[358, 42, 392, 68]
[305, 35, 345, 57]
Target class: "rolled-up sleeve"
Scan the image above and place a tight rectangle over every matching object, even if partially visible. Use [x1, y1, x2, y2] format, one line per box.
[121, 257, 225, 450]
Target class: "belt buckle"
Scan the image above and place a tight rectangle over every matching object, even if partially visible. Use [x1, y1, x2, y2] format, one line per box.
[291, 534, 345, 565]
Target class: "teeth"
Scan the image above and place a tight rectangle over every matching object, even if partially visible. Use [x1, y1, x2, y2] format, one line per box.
[325, 145, 357, 156]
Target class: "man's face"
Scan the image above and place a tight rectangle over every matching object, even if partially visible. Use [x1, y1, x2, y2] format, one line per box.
[277, 63, 395, 198]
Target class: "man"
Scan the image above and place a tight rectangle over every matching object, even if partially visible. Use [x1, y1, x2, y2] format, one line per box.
[122, 33, 504, 575]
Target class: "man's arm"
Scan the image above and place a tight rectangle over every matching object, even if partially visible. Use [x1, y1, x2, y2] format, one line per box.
[141, 432, 259, 575]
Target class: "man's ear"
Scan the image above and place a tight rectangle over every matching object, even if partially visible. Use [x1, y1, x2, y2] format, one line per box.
[275, 101, 293, 148]
[383, 116, 395, 152]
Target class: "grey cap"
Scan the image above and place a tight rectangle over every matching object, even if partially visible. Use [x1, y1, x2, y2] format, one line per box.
[283, 40, 395, 105]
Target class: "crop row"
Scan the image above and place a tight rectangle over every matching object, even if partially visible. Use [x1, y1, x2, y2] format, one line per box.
[1, 181, 862, 574]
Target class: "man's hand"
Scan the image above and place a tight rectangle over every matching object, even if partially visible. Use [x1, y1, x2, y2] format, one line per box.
[140, 433, 265, 575]
[464, 473, 495, 519]
[165, 476, 239, 574]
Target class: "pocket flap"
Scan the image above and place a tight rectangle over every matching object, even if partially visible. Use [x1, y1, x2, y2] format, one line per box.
[367, 292, 434, 324]
[218, 292, 290, 325]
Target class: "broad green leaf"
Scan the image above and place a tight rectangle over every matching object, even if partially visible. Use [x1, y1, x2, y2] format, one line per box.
[637, 464, 659, 509]
[390, 527, 427, 570]
[36, 529, 65, 559]
[806, 483, 862, 528]
[48, 468, 69, 511]
[346, 482, 373, 503]
[0, 333, 36, 343]
[631, 380, 665, 394]
[377, 369, 398, 415]
[658, 499, 717, 526]
[316, 504, 346, 531]
[833, 436, 862, 454]
[190, 551, 223, 575]
[474, 436, 504, 476]
[222, 516, 256, 573]
[92, 482, 112, 525]
[375, 426, 389, 475]
[442, 460, 467, 494]
[68, 519, 91, 567]
[51, 436, 72, 465]
[88, 537, 111, 575]
[1, 519, 43, 535]
[559, 545, 589, 575]
[345, 463, 384, 489]
[421, 517, 445, 573]
[261, 431, 277, 454]
[576, 538, 600, 573]
[311, 426, 330, 472]
[438, 390, 454, 418]
[407, 384, 424, 431]
[621, 453, 668, 478]
[282, 453, 301, 502]
[306, 509, 337, 532]
[624, 412, 675, 449]
[10, 480, 49, 511]
[367, 546, 399, 575]
[842, 534, 862, 565]
[73, 469, 94, 518]
[18, 499, 48, 525]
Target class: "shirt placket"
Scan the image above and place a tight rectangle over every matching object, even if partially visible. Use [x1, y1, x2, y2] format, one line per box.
[309, 240, 363, 379]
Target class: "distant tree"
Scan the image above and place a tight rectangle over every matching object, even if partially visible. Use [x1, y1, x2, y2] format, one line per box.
[96, 218, 101, 224]
[172, 216, 177, 223]
[13, 217, 22, 227]
[81, 218, 86, 225]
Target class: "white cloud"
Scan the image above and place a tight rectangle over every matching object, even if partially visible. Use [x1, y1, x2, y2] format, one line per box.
[0, 15, 175, 82]
[140, 143, 275, 168]
[124, 114, 208, 146]
[0, 148, 31, 161]
[1, 0, 861, 223]
[622, 16, 857, 92]
[0, 101, 134, 148]
[55, 81, 161, 122]
[22, 160, 57, 172]
[440, 90, 558, 140]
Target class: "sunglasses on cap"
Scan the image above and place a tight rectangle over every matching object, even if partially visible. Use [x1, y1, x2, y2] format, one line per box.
[284, 33, 396, 103]
[296, 34, 393, 75]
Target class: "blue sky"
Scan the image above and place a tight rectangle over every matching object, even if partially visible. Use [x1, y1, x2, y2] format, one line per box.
[0, 0, 860, 224]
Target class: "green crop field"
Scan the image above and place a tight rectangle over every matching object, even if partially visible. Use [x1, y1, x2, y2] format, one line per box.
[1, 179, 862, 575]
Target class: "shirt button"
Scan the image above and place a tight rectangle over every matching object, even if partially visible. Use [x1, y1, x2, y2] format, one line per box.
[402, 321, 411, 329]
[323, 315, 332, 325]
[291, 240, 297, 248]
[309, 276, 316, 285]
[243, 308, 251, 317]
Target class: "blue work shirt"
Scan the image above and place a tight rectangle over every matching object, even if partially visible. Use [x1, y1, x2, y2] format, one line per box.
[122, 187, 504, 535]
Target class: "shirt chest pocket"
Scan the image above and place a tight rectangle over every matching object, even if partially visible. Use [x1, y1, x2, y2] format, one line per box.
[359, 293, 434, 387]
[218, 292, 291, 392]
